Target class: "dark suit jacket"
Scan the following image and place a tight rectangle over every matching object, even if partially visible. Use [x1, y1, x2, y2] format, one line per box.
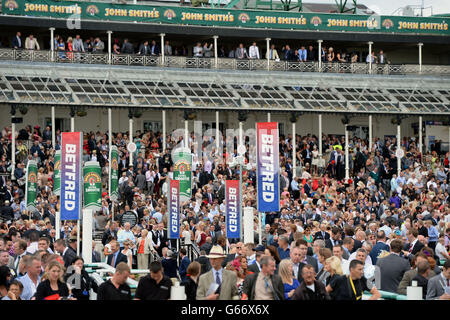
[295, 256, 319, 282]
[179, 256, 191, 282]
[12, 36, 22, 49]
[195, 255, 211, 275]
[352, 239, 362, 253]
[376, 253, 410, 293]
[63, 247, 78, 268]
[325, 239, 342, 251]
[313, 231, 330, 241]
[243, 273, 285, 300]
[248, 262, 261, 274]
[161, 257, 178, 278]
[369, 241, 390, 265]
[292, 280, 331, 300]
[107, 251, 128, 268]
[404, 240, 424, 256]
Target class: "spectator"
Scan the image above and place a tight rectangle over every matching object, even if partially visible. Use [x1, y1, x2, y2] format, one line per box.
[376, 239, 410, 293]
[135, 261, 172, 300]
[426, 259, 450, 300]
[179, 247, 191, 282]
[121, 39, 134, 54]
[34, 260, 70, 300]
[292, 264, 330, 300]
[97, 262, 131, 300]
[248, 42, 260, 59]
[266, 44, 279, 60]
[235, 43, 248, 59]
[12, 32, 22, 49]
[279, 259, 300, 300]
[181, 261, 201, 300]
[25, 34, 40, 51]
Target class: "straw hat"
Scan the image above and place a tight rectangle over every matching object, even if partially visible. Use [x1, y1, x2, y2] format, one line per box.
[206, 245, 226, 259]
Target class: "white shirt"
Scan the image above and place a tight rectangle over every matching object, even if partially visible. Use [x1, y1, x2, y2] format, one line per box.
[306, 283, 315, 292]
[435, 242, 448, 260]
[249, 45, 260, 59]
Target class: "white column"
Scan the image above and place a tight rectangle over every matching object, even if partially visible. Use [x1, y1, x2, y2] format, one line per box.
[51, 106, 55, 148]
[160, 33, 165, 66]
[184, 120, 189, 150]
[418, 43, 423, 74]
[418, 116, 422, 155]
[107, 31, 112, 64]
[213, 36, 218, 69]
[11, 112, 15, 180]
[50, 28, 55, 62]
[215, 111, 220, 157]
[76, 220, 80, 256]
[82, 209, 93, 264]
[267, 113, 271, 122]
[239, 121, 243, 146]
[292, 119, 296, 178]
[368, 41, 373, 74]
[317, 40, 323, 71]
[397, 123, 401, 176]
[129, 116, 134, 166]
[55, 213, 60, 240]
[266, 37, 271, 71]
[258, 211, 262, 245]
[369, 115, 373, 152]
[108, 108, 112, 151]
[318, 114, 323, 158]
[70, 117, 75, 132]
[345, 125, 349, 182]
[162, 110, 166, 152]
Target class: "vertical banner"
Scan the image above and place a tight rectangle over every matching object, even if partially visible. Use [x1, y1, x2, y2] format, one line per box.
[257, 122, 280, 212]
[83, 161, 102, 210]
[168, 179, 180, 239]
[25, 160, 37, 212]
[173, 151, 192, 203]
[60, 132, 83, 221]
[109, 146, 119, 201]
[225, 180, 240, 239]
[54, 150, 61, 196]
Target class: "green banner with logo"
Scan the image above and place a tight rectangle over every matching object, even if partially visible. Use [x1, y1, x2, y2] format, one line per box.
[54, 150, 61, 196]
[173, 151, 192, 203]
[109, 146, 119, 202]
[83, 161, 102, 210]
[3, 0, 450, 35]
[25, 160, 37, 212]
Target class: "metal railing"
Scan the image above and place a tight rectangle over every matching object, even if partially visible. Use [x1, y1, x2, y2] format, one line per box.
[1, 49, 450, 76]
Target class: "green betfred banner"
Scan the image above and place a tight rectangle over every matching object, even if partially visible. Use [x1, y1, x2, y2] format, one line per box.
[25, 160, 38, 212]
[173, 151, 192, 203]
[109, 146, 119, 202]
[2, 0, 449, 35]
[54, 150, 61, 196]
[83, 161, 102, 210]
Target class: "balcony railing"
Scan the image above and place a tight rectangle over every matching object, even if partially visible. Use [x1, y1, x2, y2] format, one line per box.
[1, 49, 450, 76]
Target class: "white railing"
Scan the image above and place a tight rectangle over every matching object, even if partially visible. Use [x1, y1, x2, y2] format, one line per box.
[1, 49, 450, 75]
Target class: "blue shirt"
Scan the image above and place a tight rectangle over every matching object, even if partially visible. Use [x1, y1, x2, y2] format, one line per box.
[284, 279, 300, 300]
[117, 229, 135, 247]
[427, 226, 439, 242]
[277, 247, 290, 260]
[298, 49, 307, 61]
[18, 273, 41, 300]
[153, 211, 163, 223]
[213, 268, 223, 284]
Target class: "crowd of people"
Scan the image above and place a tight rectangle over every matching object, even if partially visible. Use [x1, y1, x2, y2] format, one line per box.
[0, 120, 449, 300]
[4, 31, 391, 64]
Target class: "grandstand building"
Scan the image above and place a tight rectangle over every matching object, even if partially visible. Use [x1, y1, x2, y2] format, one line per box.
[0, 0, 449, 152]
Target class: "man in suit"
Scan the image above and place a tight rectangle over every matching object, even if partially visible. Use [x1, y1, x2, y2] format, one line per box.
[266, 44, 279, 60]
[200, 237, 213, 254]
[106, 240, 128, 268]
[222, 242, 244, 267]
[235, 43, 248, 59]
[248, 251, 263, 274]
[196, 246, 239, 300]
[150, 40, 160, 56]
[138, 40, 150, 56]
[54, 238, 77, 268]
[426, 259, 450, 300]
[121, 39, 134, 54]
[282, 44, 294, 61]
[325, 226, 342, 250]
[291, 240, 319, 283]
[369, 230, 390, 265]
[402, 228, 424, 260]
[195, 250, 212, 275]
[25, 34, 40, 50]
[292, 264, 331, 300]
[376, 239, 410, 293]
[306, 45, 316, 62]
[313, 223, 330, 241]
[398, 252, 436, 295]
[242, 255, 285, 300]
[178, 248, 191, 282]
[12, 32, 22, 49]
